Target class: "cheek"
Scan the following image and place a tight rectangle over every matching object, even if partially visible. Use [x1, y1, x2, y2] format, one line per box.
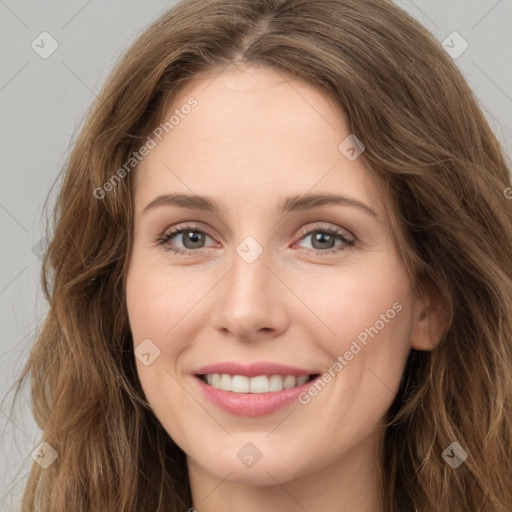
[125, 254, 216, 411]
[303, 258, 413, 356]
[125, 260, 193, 423]
[125, 256, 202, 344]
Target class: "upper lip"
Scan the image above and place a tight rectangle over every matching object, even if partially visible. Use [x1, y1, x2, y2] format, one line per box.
[194, 361, 318, 378]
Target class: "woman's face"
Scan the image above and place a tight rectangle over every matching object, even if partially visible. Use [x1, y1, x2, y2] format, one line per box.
[125, 64, 432, 487]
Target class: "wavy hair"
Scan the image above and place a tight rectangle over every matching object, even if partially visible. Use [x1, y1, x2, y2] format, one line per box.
[5, 0, 512, 510]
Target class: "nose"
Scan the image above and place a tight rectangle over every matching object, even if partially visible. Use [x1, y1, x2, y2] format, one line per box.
[210, 246, 289, 341]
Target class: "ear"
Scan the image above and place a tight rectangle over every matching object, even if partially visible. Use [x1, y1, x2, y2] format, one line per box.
[410, 285, 451, 351]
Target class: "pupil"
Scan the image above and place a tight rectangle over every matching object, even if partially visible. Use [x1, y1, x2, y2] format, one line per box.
[183, 231, 204, 249]
[313, 232, 334, 249]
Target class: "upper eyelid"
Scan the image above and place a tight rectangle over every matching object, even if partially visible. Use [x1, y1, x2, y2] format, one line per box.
[295, 223, 354, 240]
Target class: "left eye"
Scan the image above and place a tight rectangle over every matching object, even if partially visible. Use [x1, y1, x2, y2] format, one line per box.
[157, 224, 354, 255]
[295, 227, 354, 252]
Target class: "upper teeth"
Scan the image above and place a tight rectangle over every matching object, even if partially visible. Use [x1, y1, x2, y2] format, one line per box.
[205, 374, 310, 393]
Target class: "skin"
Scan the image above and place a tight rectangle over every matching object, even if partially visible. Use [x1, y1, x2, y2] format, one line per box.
[125, 63, 447, 512]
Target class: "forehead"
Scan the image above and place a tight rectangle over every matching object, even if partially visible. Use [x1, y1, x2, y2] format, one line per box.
[133, 65, 384, 219]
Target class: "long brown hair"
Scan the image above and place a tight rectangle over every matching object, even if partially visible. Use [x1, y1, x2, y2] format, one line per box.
[5, 0, 512, 510]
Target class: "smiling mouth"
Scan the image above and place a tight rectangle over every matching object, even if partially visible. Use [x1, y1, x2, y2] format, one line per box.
[198, 373, 320, 393]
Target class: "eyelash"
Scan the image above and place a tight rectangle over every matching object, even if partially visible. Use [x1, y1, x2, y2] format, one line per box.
[156, 223, 355, 256]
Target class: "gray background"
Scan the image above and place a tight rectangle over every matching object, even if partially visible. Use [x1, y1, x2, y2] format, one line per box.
[0, 0, 511, 509]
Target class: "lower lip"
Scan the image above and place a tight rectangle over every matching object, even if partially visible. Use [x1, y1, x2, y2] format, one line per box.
[194, 375, 320, 417]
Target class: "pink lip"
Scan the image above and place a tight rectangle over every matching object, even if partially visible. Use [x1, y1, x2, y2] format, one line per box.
[194, 361, 314, 378]
[192, 361, 320, 417]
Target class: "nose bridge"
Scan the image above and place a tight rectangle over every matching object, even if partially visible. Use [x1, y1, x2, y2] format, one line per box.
[211, 235, 288, 338]
[226, 239, 272, 314]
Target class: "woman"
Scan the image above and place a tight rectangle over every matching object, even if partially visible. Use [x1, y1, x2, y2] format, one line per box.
[11, 0, 512, 510]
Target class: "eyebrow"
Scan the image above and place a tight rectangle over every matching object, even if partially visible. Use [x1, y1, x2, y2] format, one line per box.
[142, 192, 378, 218]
